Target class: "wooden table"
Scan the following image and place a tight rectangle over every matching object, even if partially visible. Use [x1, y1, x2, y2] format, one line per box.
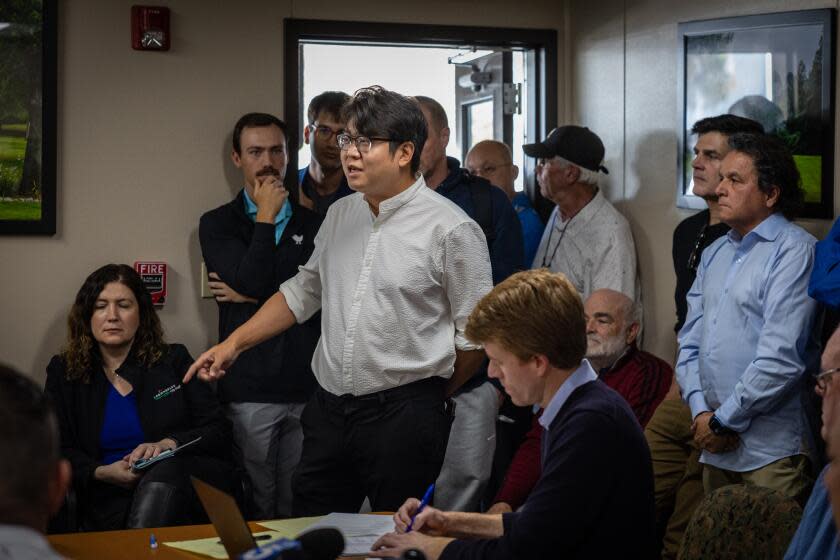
[48, 518, 381, 559]
[49, 521, 269, 559]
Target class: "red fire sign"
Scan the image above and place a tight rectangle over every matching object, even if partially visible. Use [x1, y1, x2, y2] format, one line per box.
[134, 261, 167, 305]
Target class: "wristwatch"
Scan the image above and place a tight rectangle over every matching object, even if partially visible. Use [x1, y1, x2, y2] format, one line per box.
[708, 414, 735, 436]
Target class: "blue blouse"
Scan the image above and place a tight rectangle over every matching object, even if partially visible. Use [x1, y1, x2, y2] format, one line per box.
[99, 384, 146, 465]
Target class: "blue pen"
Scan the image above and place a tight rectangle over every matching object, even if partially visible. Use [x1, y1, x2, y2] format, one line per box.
[407, 483, 435, 532]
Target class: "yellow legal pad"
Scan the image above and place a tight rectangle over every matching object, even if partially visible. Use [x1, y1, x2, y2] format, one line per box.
[163, 516, 324, 559]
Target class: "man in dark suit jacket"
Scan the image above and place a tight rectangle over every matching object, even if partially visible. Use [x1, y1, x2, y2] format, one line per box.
[199, 113, 322, 519]
[371, 269, 656, 560]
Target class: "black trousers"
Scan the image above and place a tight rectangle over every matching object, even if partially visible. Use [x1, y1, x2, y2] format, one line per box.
[81, 454, 232, 531]
[291, 377, 452, 516]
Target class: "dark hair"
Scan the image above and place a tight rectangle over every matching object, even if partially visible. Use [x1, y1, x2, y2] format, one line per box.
[62, 264, 166, 382]
[0, 364, 59, 522]
[232, 113, 289, 155]
[466, 269, 587, 369]
[340, 86, 428, 175]
[727, 133, 804, 219]
[691, 114, 764, 136]
[307, 91, 350, 124]
[414, 95, 449, 130]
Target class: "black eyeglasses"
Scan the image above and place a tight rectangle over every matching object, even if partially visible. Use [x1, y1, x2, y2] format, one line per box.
[687, 226, 709, 273]
[311, 123, 343, 140]
[336, 133, 394, 153]
[815, 368, 840, 392]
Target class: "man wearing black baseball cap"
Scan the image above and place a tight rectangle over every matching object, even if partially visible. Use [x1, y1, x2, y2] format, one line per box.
[524, 125, 638, 303]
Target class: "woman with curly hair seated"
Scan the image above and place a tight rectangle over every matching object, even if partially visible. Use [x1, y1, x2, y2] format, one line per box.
[45, 264, 232, 530]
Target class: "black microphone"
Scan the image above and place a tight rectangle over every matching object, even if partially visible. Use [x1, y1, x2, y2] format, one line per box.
[296, 527, 345, 560]
[401, 549, 427, 560]
[239, 527, 344, 560]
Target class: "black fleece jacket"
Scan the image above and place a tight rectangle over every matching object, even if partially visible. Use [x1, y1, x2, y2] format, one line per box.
[199, 192, 323, 403]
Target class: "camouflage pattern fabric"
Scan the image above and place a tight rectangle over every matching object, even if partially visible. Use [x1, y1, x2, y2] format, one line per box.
[678, 484, 803, 560]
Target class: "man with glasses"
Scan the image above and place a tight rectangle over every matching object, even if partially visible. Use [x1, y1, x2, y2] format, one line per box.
[466, 140, 544, 269]
[199, 112, 323, 519]
[186, 87, 492, 516]
[297, 91, 353, 216]
[524, 125, 637, 303]
[676, 132, 819, 505]
[784, 327, 840, 560]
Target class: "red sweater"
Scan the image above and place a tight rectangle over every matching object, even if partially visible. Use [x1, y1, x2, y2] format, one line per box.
[493, 345, 672, 510]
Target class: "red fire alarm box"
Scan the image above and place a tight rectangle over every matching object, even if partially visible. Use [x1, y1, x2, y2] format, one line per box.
[131, 6, 170, 51]
[134, 261, 167, 305]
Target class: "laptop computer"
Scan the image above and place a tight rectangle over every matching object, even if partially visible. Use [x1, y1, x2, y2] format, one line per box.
[191, 476, 263, 558]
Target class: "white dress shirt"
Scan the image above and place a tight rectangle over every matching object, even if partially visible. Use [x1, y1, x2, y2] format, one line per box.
[532, 189, 638, 302]
[280, 175, 493, 396]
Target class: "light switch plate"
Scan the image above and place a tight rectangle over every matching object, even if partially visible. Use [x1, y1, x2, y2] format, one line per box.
[200, 262, 213, 299]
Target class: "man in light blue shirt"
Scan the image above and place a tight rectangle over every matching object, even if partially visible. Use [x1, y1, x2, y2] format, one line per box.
[676, 132, 819, 503]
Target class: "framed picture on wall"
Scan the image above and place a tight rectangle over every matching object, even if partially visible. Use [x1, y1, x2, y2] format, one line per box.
[677, 9, 836, 219]
[0, 0, 56, 235]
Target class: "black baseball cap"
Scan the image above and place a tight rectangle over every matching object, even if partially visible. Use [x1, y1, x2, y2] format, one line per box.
[523, 126, 609, 174]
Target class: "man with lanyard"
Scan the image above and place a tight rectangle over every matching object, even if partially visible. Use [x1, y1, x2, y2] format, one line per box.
[199, 113, 322, 518]
[187, 87, 492, 516]
[297, 91, 353, 216]
[525, 126, 638, 303]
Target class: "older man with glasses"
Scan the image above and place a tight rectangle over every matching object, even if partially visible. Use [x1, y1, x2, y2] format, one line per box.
[187, 86, 492, 516]
[784, 328, 840, 560]
[466, 140, 544, 269]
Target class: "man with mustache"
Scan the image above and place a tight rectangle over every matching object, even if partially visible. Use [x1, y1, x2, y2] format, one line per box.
[198, 113, 322, 519]
[585, 289, 671, 425]
[297, 91, 353, 216]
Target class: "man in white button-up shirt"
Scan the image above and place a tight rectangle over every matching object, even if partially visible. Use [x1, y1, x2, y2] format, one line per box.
[527, 126, 638, 303]
[186, 87, 493, 516]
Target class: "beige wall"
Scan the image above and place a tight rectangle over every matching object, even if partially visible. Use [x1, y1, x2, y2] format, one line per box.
[0, 0, 564, 383]
[567, 0, 840, 363]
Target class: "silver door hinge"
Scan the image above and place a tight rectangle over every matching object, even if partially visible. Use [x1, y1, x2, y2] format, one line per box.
[503, 83, 522, 115]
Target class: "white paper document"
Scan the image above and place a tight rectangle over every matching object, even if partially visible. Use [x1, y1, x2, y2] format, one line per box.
[304, 512, 395, 556]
